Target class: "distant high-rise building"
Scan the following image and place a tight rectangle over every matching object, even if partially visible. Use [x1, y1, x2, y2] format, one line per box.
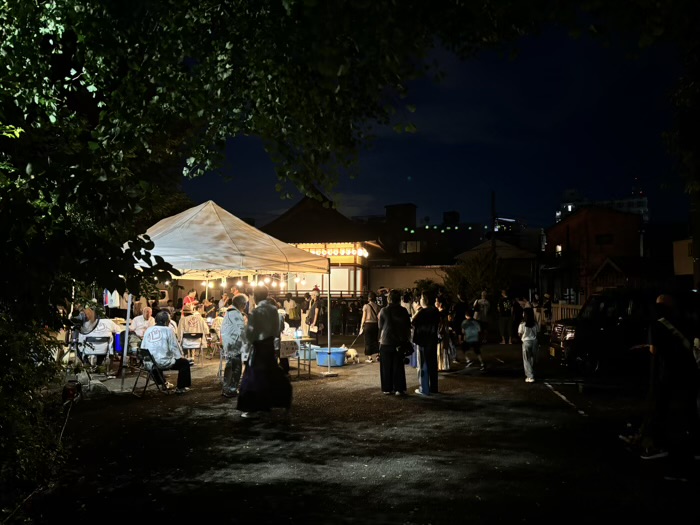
[555, 179, 649, 223]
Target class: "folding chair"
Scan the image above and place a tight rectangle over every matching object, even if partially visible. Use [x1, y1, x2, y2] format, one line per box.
[181, 332, 205, 365]
[206, 328, 221, 360]
[78, 336, 114, 379]
[131, 348, 171, 398]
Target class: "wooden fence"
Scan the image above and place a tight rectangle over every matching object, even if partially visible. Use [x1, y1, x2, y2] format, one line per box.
[551, 303, 583, 323]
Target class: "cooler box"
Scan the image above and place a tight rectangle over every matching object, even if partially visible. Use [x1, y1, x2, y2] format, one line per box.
[114, 331, 125, 354]
[316, 347, 347, 367]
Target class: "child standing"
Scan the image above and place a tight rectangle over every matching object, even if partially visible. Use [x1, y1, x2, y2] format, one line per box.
[517, 308, 539, 383]
[460, 308, 485, 371]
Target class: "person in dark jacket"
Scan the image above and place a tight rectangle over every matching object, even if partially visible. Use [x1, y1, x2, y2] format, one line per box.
[411, 290, 441, 395]
[638, 294, 699, 465]
[378, 289, 412, 396]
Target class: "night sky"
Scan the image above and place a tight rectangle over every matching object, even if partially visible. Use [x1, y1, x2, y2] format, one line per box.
[183, 28, 689, 230]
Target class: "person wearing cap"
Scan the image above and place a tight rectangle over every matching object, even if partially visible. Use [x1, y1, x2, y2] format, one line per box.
[176, 303, 209, 359]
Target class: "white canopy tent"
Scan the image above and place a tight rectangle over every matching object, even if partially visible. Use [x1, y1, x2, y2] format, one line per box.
[134, 200, 330, 278]
[121, 200, 336, 388]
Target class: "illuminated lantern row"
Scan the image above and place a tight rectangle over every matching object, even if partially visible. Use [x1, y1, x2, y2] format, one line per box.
[307, 247, 368, 257]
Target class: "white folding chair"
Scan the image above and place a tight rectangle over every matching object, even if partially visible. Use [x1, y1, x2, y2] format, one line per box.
[181, 332, 205, 365]
[78, 336, 113, 379]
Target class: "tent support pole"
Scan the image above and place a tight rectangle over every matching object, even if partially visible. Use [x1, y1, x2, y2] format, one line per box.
[321, 270, 337, 378]
[120, 293, 133, 392]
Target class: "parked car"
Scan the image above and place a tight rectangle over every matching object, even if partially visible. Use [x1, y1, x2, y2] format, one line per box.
[548, 287, 700, 379]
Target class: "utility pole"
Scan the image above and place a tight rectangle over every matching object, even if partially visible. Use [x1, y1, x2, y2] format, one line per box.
[490, 190, 498, 301]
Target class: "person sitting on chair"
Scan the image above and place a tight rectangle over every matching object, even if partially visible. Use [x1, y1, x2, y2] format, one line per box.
[177, 304, 209, 359]
[129, 306, 155, 349]
[76, 306, 119, 367]
[141, 311, 192, 394]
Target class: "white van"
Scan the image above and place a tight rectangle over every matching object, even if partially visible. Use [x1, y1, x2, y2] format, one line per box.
[158, 289, 170, 306]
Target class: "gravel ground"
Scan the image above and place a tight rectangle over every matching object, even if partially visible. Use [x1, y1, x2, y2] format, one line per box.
[21, 339, 699, 524]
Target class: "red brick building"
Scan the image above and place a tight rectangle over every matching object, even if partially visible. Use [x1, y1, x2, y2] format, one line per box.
[542, 206, 644, 302]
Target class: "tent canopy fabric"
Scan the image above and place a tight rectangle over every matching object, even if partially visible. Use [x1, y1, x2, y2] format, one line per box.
[131, 200, 330, 279]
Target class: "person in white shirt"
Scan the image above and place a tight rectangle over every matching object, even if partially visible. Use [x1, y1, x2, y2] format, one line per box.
[130, 306, 155, 339]
[282, 292, 300, 328]
[141, 311, 192, 393]
[218, 293, 230, 310]
[517, 308, 539, 383]
[77, 307, 119, 366]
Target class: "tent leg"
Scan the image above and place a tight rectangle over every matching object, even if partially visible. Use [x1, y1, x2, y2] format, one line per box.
[321, 279, 337, 378]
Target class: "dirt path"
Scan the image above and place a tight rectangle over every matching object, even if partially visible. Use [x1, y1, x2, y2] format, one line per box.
[23, 345, 698, 524]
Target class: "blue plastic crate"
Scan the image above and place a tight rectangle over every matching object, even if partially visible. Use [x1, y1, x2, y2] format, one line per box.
[316, 347, 347, 367]
[298, 345, 318, 361]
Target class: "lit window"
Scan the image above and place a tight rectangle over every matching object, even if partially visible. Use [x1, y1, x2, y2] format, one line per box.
[555, 244, 562, 257]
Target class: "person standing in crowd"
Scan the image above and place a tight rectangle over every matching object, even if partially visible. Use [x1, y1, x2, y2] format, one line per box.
[339, 300, 349, 335]
[283, 292, 301, 329]
[306, 289, 324, 345]
[237, 285, 292, 419]
[637, 294, 699, 466]
[435, 294, 453, 371]
[300, 292, 311, 336]
[411, 290, 440, 396]
[378, 289, 411, 396]
[360, 291, 381, 363]
[141, 311, 192, 394]
[401, 290, 414, 317]
[517, 307, 539, 383]
[202, 297, 217, 319]
[220, 294, 248, 398]
[531, 292, 542, 327]
[129, 306, 155, 349]
[376, 287, 389, 308]
[473, 290, 490, 343]
[182, 288, 199, 312]
[346, 301, 361, 335]
[498, 289, 514, 345]
[461, 307, 485, 371]
[218, 293, 231, 310]
[411, 289, 422, 318]
[542, 293, 553, 332]
[451, 291, 468, 338]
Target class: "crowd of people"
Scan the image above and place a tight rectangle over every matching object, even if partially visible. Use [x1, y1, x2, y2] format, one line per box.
[73, 281, 700, 478]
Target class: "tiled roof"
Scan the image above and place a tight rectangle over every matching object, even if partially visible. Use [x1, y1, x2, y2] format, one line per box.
[260, 195, 375, 243]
